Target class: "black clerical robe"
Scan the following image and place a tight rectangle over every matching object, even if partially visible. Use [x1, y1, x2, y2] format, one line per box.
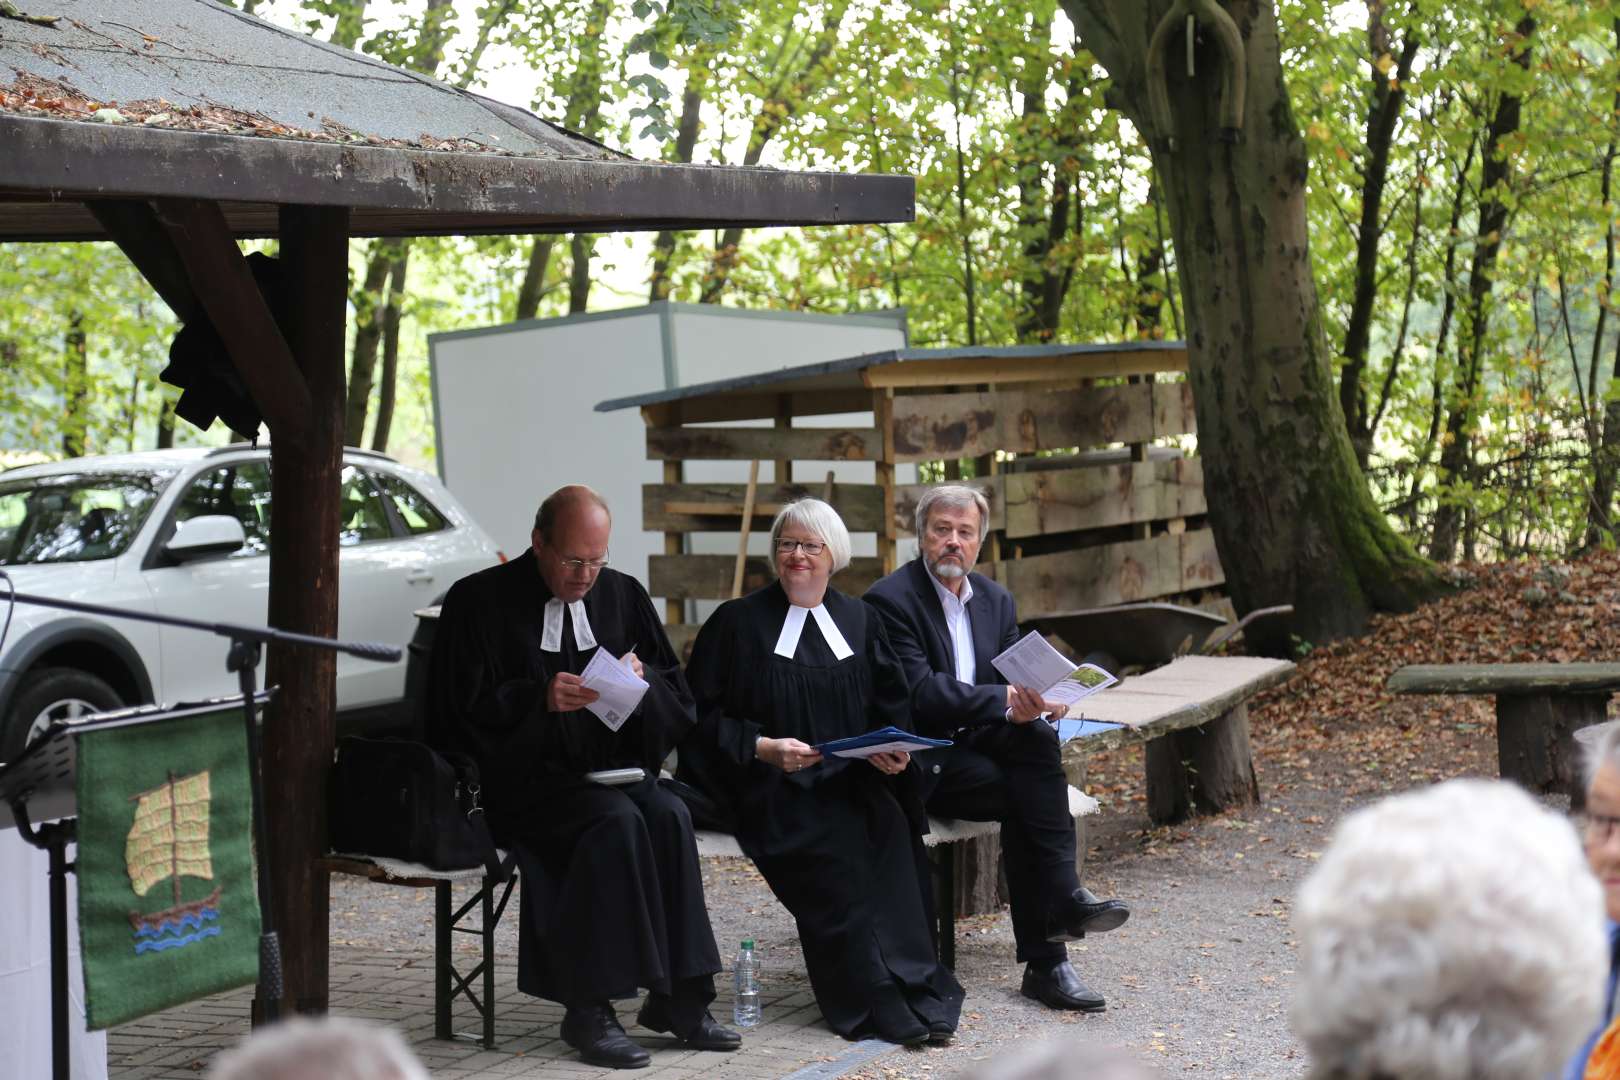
[682, 583, 963, 1039]
[426, 553, 720, 1010]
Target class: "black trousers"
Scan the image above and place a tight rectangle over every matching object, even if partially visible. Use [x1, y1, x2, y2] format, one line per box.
[503, 776, 721, 1026]
[918, 719, 1078, 965]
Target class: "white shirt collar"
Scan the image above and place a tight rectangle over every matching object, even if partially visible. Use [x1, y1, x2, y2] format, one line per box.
[773, 602, 854, 661]
[929, 568, 973, 610]
[540, 597, 597, 652]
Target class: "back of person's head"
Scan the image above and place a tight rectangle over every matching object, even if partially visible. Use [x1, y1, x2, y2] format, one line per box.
[207, 1017, 428, 1080]
[1292, 778, 1605, 1080]
[951, 1039, 1162, 1080]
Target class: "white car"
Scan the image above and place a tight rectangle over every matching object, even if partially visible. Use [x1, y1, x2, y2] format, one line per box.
[0, 445, 503, 759]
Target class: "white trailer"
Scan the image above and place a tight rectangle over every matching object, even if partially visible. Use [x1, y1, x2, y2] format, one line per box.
[428, 302, 910, 604]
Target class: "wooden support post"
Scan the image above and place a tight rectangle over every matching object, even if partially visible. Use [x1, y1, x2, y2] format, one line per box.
[1144, 703, 1261, 825]
[732, 461, 761, 599]
[1128, 442, 1152, 540]
[874, 389, 897, 574]
[1497, 693, 1608, 806]
[663, 460, 684, 626]
[1062, 753, 1090, 884]
[87, 199, 201, 323]
[775, 395, 792, 485]
[261, 203, 349, 1018]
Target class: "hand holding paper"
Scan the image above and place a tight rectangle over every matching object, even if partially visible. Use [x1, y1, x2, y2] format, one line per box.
[578, 647, 649, 732]
[991, 631, 1118, 713]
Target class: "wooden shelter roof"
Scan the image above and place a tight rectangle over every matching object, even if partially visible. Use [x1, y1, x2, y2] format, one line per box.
[0, 0, 913, 240]
[595, 340, 1189, 422]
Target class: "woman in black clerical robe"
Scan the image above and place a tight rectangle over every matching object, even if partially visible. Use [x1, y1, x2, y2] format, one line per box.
[683, 498, 963, 1046]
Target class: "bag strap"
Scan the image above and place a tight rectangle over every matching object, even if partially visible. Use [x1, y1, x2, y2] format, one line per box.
[446, 753, 510, 882]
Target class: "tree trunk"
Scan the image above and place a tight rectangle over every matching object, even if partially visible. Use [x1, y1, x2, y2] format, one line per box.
[343, 248, 391, 445]
[649, 64, 709, 302]
[515, 239, 555, 321]
[155, 393, 176, 449]
[1062, 0, 1445, 654]
[62, 309, 86, 457]
[1339, 17, 1419, 469]
[370, 249, 407, 454]
[1144, 704, 1260, 824]
[1585, 20, 1620, 549]
[569, 234, 594, 314]
[1497, 694, 1607, 807]
[1429, 15, 1534, 563]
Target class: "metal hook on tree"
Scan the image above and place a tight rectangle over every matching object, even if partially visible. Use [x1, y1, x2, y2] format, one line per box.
[1145, 0, 1247, 151]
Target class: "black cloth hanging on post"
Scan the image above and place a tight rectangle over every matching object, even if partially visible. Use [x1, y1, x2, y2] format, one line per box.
[159, 251, 280, 439]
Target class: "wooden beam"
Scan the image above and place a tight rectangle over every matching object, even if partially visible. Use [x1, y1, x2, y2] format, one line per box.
[1000, 459, 1207, 539]
[732, 461, 761, 599]
[644, 481, 886, 532]
[861, 349, 1188, 389]
[646, 425, 882, 462]
[87, 199, 201, 323]
[632, 388, 875, 426]
[652, 554, 885, 600]
[889, 382, 1196, 463]
[663, 461, 683, 625]
[153, 197, 312, 438]
[875, 388, 897, 574]
[775, 395, 793, 485]
[261, 203, 349, 1018]
[988, 529, 1226, 619]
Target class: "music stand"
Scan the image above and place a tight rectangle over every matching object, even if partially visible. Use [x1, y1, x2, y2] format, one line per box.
[0, 695, 270, 1080]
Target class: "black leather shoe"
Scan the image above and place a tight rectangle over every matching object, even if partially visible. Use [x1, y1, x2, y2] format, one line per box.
[1045, 887, 1130, 942]
[636, 1000, 742, 1051]
[1021, 961, 1106, 1012]
[562, 1004, 652, 1069]
[926, 1020, 955, 1044]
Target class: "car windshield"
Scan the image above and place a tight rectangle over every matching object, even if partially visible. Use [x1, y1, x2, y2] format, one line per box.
[0, 471, 174, 565]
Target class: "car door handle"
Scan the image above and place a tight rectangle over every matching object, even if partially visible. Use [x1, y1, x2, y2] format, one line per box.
[405, 569, 435, 585]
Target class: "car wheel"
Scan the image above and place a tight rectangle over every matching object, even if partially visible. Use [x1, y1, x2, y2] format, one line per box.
[2, 667, 125, 761]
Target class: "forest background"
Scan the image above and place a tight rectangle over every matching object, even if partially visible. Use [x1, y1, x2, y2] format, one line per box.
[3, 0, 1615, 569]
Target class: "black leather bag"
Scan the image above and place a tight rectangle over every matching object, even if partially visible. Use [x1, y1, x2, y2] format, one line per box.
[328, 736, 503, 879]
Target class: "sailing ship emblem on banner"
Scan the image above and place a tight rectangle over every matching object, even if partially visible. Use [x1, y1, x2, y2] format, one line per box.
[76, 704, 261, 1030]
[125, 770, 224, 955]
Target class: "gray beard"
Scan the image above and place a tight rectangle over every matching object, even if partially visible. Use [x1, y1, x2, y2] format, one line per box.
[928, 557, 967, 581]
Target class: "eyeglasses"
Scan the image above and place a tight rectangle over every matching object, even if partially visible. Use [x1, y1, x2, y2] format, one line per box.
[775, 538, 827, 557]
[556, 554, 609, 572]
[1577, 811, 1620, 844]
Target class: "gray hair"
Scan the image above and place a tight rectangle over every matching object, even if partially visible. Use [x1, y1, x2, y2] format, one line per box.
[770, 497, 852, 572]
[1291, 779, 1604, 1080]
[951, 1039, 1163, 1080]
[1581, 720, 1620, 789]
[915, 484, 991, 543]
[208, 1017, 429, 1080]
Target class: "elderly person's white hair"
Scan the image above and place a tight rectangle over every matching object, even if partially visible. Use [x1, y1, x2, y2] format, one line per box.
[951, 1038, 1162, 1080]
[1292, 779, 1605, 1080]
[915, 483, 992, 542]
[770, 497, 852, 572]
[1580, 719, 1620, 787]
[207, 1017, 428, 1080]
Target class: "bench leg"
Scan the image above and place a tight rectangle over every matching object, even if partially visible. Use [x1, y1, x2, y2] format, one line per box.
[1497, 693, 1609, 807]
[434, 882, 451, 1041]
[1145, 703, 1260, 825]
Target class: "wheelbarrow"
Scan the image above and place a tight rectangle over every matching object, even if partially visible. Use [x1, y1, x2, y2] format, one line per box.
[1022, 601, 1293, 676]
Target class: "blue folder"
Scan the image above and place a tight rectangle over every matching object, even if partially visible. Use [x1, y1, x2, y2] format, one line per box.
[814, 726, 953, 756]
[1052, 717, 1126, 743]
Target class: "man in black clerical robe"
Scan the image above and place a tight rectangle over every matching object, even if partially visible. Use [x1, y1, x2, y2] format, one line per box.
[864, 484, 1131, 1013]
[426, 485, 735, 1069]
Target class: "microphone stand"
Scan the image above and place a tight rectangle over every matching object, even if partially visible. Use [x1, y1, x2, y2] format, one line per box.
[0, 586, 400, 1074]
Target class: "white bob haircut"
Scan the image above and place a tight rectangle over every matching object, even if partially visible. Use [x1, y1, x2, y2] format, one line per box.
[1291, 779, 1605, 1080]
[208, 1017, 429, 1080]
[1581, 719, 1620, 788]
[769, 497, 852, 573]
[915, 484, 992, 543]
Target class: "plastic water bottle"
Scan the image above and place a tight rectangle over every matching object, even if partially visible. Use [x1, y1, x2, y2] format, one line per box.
[733, 939, 761, 1028]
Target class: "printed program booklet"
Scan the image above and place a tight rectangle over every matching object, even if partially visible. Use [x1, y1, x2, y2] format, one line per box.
[991, 630, 1119, 711]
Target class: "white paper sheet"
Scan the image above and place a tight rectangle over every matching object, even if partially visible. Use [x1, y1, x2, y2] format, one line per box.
[991, 631, 1117, 708]
[579, 648, 649, 732]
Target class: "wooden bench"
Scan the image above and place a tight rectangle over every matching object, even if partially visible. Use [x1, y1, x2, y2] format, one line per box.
[1386, 662, 1620, 804]
[1058, 655, 1296, 825]
[321, 787, 1096, 1045]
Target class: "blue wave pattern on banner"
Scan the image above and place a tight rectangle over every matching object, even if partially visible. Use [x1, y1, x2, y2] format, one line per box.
[133, 907, 221, 940]
[134, 925, 223, 954]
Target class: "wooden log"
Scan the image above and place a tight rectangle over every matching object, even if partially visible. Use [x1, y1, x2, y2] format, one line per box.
[262, 203, 349, 1017]
[1144, 703, 1260, 825]
[647, 425, 880, 462]
[988, 530, 1225, 618]
[1001, 459, 1207, 538]
[1388, 663, 1620, 695]
[888, 381, 1196, 463]
[952, 834, 1004, 917]
[651, 554, 884, 599]
[1497, 693, 1608, 805]
[644, 481, 885, 532]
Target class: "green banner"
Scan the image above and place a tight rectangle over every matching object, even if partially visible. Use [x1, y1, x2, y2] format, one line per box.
[75, 705, 262, 1030]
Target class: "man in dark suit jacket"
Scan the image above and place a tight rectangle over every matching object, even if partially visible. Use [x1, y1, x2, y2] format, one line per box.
[863, 484, 1130, 1012]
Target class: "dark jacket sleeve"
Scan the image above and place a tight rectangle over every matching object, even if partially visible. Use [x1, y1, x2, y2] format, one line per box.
[863, 581, 1006, 736]
[683, 600, 762, 768]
